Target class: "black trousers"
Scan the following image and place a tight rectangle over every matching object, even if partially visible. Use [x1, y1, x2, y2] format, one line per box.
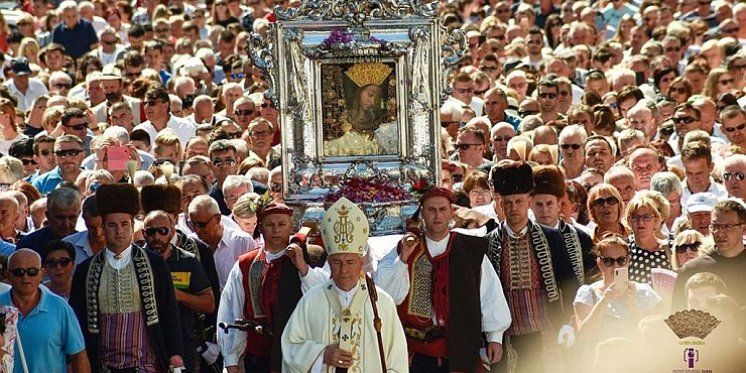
[410, 354, 450, 373]
[244, 354, 270, 372]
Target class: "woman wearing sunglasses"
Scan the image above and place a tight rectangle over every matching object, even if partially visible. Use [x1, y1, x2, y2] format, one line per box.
[573, 234, 661, 350]
[587, 183, 629, 243]
[41, 239, 76, 300]
[671, 229, 706, 270]
[625, 194, 673, 285]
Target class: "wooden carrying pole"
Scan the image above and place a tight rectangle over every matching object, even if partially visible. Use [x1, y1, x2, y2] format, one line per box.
[365, 274, 387, 373]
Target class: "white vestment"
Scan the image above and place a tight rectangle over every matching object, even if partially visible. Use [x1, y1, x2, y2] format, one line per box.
[281, 278, 408, 373]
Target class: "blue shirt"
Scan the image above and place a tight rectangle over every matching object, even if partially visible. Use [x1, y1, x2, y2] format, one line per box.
[31, 167, 63, 195]
[0, 287, 86, 373]
[51, 19, 98, 60]
[62, 230, 94, 265]
[17, 226, 72, 255]
[0, 240, 14, 257]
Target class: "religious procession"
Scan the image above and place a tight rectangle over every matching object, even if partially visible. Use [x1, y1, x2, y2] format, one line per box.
[0, 0, 743, 372]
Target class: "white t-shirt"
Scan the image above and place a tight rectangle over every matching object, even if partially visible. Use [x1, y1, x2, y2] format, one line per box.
[0, 133, 28, 155]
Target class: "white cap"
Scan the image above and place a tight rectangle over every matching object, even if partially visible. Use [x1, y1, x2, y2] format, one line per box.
[179, 57, 207, 77]
[686, 192, 718, 213]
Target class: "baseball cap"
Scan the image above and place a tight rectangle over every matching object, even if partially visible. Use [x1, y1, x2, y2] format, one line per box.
[10, 57, 31, 76]
[100, 66, 122, 80]
[686, 192, 718, 213]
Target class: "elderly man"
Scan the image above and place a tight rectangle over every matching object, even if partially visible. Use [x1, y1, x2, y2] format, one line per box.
[51, 0, 99, 60]
[49, 71, 73, 96]
[208, 140, 241, 215]
[605, 166, 636, 206]
[722, 154, 746, 200]
[4, 57, 49, 112]
[222, 175, 253, 212]
[134, 86, 197, 148]
[490, 122, 515, 162]
[719, 105, 746, 150]
[93, 69, 142, 126]
[246, 118, 281, 169]
[558, 125, 587, 179]
[217, 83, 245, 120]
[62, 196, 105, 264]
[484, 88, 520, 129]
[0, 193, 22, 244]
[0, 249, 90, 373]
[584, 135, 615, 174]
[684, 193, 718, 236]
[188, 195, 255, 289]
[629, 146, 663, 191]
[626, 103, 657, 141]
[232, 96, 259, 132]
[219, 203, 326, 372]
[143, 210, 215, 373]
[282, 198, 408, 372]
[70, 184, 184, 372]
[18, 187, 80, 254]
[651, 172, 685, 232]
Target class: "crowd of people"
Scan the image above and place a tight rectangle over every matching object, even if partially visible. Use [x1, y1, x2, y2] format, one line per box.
[0, 0, 743, 372]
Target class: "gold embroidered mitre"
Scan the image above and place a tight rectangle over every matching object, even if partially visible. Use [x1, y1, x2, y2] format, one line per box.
[321, 197, 368, 256]
[344, 62, 392, 88]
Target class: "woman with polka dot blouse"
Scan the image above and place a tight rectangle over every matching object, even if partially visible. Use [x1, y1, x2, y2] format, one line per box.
[625, 194, 673, 285]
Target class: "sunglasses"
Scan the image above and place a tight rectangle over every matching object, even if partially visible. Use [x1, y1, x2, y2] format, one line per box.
[675, 243, 700, 254]
[21, 158, 36, 166]
[718, 78, 734, 86]
[45, 257, 72, 268]
[670, 86, 688, 94]
[723, 123, 745, 133]
[593, 196, 619, 208]
[261, 102, 272, 109]
[144, 227, 170, 236]
[189, 214, 219, 229]
[40, 149, 52, 156]
[518, 110, 538, 116]
[212, 158, 236, 167]
[560, 143, 582, 150]
[456, 143, 481, 150]
[102, 40, 117, 46]
[665, 47, 681, 53]
[492, 136, 512, 142]
[54, 149, 83, 157]
[234, 109, 255, 116]
[251, 130, 272, 137]
[10, 267, 41, 277]
[226, 131, 242, 139]
[600, 256, 628, 267]
[723, 172, 745, 181]
[230, 73, 244, 79]
[54, 83, 71, 89]
[672, 116, 697, 125]
[539, 93, 557, 99]
[63, 123, 87, 131]
[441, 121, 459, 128]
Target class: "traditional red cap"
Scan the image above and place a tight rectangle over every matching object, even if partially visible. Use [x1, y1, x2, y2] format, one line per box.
[257, 202, 294, 221]
[419, 186, 456, 205]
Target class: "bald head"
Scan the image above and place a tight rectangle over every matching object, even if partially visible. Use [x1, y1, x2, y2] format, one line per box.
[8, 248, 41, 269]
[144, 210, 174, 226]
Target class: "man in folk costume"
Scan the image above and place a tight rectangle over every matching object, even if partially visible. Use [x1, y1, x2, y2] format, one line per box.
[530, 165, 596, 283]
[281, 197, 408, 372]
[485, 161, 581, 372]
[70, 183, 185, 372]
[218, 202, 328, 372]
[376, 186, 511, 372]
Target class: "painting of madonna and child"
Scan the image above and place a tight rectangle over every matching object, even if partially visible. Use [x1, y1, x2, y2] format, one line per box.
[321, 61, 400, 157]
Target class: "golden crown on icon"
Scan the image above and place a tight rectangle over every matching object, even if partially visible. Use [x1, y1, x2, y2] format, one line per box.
[345, 63, 393, 88]
[664, 310, 720, 340]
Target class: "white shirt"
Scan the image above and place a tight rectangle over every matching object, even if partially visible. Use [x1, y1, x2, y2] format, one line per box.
[213, 227, 256, 290]
[375, 233, 512, 343]
[0, 133, 27, 154]
[4, 78, 49, 112]
[217, 248, 326, 366]
[680, 179, 728, 207]
[133, 115, 197, 152]
[104, 246, 132, 270]
[177, 213, 240, 238]
[447, 96, 485, 117]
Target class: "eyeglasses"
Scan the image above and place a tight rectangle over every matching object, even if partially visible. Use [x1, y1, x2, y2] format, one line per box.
[718, 78, 734, 86]
[560, 143, 582, 150]
[474, 88, 488, 95]
[723, 172, 745, 181]
[600, 256, 628, 267]
[44, 257, 72, 268]
[102, 40, 117, 46]
[53, 83, 71, 89]
[54, 149, 83, 157]
[212, 157, 236, 167]
[675, 243, 700, 254]
[188, 214, 219, 230]
[518, 110, 538, 116]
[21, 158, 36, 166]
[709, 223, 743, 232]
[539, 92, 557, 99]
[456, 143, 482, 150]
[441, 121, 459, 128]
[670, 86, 688, 95]
[672, 116, 697, 125]
[250, 130, 272, 137]
[468, 189, 491, 197]
[492, 136, 512, 142]
[234, 109, 255, 116]
[125, 71, 141, 79]
[629, 214, 654, 223]
[144, 100, 166, 106]
[63, 123, 87, 131]
[144, 227, 170, 236]
[10, 267, 41, 277]
[592, 196, 619, 208]
[226, 131, 242, 139]
[722, 123, 745, 133]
